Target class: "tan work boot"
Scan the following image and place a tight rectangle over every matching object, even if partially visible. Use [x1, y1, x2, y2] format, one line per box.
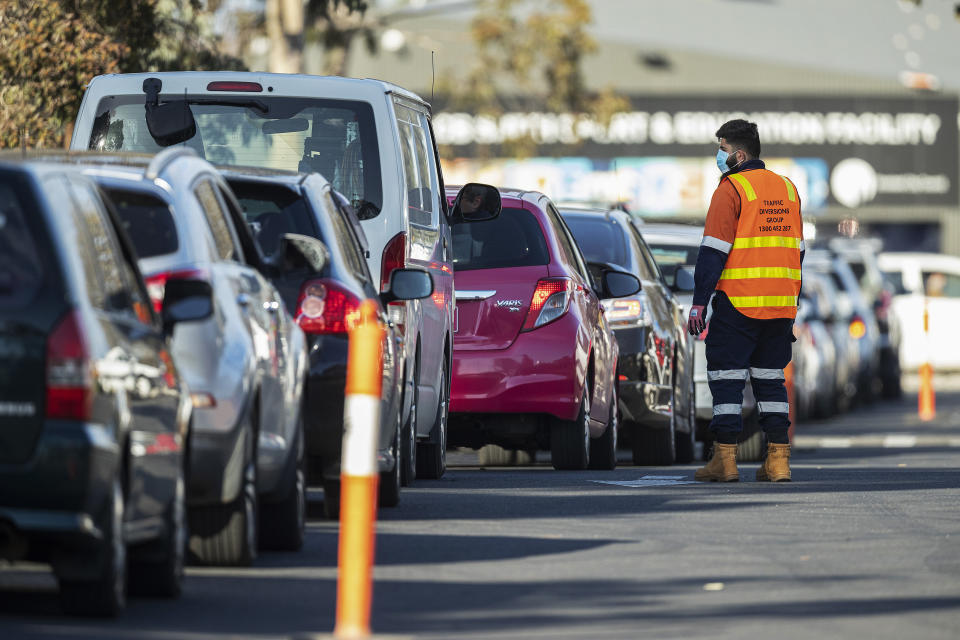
[756, 443, 791, 482]
[694, 443, 739, 482]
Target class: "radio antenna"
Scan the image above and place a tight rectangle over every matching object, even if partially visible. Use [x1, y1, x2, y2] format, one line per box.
[431, 50, 436, 104]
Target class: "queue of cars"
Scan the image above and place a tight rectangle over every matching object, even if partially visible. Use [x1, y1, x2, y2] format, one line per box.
[0, 69, 915, 617]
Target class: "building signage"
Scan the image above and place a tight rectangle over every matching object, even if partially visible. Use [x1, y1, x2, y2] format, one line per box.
[434, 96, 959, 211]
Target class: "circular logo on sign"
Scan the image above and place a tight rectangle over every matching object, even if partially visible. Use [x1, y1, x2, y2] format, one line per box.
[830, 158, 878, 209]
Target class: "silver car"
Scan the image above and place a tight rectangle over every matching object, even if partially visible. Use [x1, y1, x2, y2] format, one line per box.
[82, 149, 310, 565]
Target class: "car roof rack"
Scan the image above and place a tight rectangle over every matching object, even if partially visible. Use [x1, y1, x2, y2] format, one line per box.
[145, 146, 198, 180]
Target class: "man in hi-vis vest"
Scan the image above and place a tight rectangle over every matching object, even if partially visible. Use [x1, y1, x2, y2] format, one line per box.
[687, 119, 803, 483]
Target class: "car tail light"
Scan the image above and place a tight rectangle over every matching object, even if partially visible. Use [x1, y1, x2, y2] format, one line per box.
[46, 310, 92, 421]
[523, 278, 573, 331]
[380, 232, 406, 293]
[295, 279, 362, 334]
[849, 315, 867, 339]
[602, 293, 650, 328]
[207, 81, 263, 92]
[144, 268, 210, 313]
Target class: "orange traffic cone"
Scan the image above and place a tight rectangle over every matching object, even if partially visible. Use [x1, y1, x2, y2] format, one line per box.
[919, 361, 935, 421]
[784, 362, 796, 443]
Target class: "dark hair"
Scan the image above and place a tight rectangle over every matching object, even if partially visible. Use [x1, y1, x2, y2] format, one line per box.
[715, 119, 761, 158]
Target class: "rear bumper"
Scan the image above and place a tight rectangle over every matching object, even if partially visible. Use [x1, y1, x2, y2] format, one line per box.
[450, 320, 582, 422]
[0, 422, 119, 558]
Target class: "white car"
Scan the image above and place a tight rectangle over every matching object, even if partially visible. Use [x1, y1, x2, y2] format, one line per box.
[70, 72, 484, 481]
[877, 252, 960, 371]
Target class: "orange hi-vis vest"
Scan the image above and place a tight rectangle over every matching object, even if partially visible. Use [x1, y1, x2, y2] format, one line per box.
[715, 169, 804, 320]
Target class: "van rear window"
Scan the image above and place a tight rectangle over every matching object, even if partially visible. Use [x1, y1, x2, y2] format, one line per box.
[452, 207, 549, 271]
[88, 94, 383, 219]
[105, 189, 179, 259]
[0, 179, 45, 309]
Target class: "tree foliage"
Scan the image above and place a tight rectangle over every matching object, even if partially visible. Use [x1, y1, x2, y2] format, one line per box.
[0, 0, 243, 149]
[438, 0, 628, 158]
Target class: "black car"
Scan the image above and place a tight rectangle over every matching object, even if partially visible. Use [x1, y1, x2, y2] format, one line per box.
[223, 168, 432, 518]
[0, 159, 208, 615]
[560, 207, 697, 465]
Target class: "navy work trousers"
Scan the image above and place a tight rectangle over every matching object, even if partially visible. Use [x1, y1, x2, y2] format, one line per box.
[705, 292, 793, 444]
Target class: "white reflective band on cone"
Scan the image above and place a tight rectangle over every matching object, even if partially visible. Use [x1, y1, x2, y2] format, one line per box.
[750, 368, 785, 380]
[708, 369, 749, 381]
[713, 403, 742, 416]
[758, 401, 790, 414]
[342, 394, 381, 477]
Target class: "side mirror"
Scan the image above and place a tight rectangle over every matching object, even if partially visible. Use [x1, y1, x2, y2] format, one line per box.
[601, 270, 642, 299]
[673, 266, 696, 292]
[143, 78, 197, 147]
[273, 233, 329, 275]
[161, 278, 213, 335]
[449, 183, 501, 225]
[381, 268, 434, 305]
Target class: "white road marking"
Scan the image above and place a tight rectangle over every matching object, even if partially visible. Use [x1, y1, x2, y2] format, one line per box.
[818, 437, 852, 448]
[590, 475, 695, 487]
[883, 435, 918, 448]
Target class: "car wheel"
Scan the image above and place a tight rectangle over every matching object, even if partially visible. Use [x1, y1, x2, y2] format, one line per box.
[675, 375, 696, 464]
[416, 359, 448, 480]
[128, 460, 186, 598]
[632, 382, 676, 466]
[478, 444, 516, 467]
[400, 377, 417, 487]
[322, 478, 340, 520]
[551, 387, 591, 470]
[60, 478, 126, 616]
[378, 408, 402, 508]
[589, 385, 618, 470]
[259, 414, 306, 551]
[188, 423, 258, 566]
[738, 428, 764, 462]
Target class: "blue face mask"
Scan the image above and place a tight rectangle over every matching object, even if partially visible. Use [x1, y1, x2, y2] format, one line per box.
[716, 149, 731, 173]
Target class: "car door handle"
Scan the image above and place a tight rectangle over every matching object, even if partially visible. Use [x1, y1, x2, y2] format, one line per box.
[237, 293, 251, 308]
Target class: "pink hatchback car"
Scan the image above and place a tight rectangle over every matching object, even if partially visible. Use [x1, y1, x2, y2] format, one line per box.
[446, 187, 640, 470]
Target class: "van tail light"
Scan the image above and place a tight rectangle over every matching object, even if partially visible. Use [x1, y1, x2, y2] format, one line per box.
[46, 310, 92, 421]
[206, 81, 263, 92]
[602, 293, 650, 328]
[380, 232, 406, 293]
[144, 268, 210, 313]
[849, 314, 867, 339]
[523, 278, 573, 331]
[295, 279, 362, 334]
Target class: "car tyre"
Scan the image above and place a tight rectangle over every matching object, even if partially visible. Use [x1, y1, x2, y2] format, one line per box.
[416, 359, 448, 480]
[588, 385, 618, 470]
[259, 414, 306, 551]
[60, 478, 126, 616]
[188, 423, 258, 566]
[737, 428, 764, 462]
[378, 408, 402, 508]
[400, 376, 417, 487]
[128, 461, 185, 597]
[675, 375, 696, 464]
[322, 478, 340, 520]
[551, 387, 591, 470]
[632, 384, 676, 466]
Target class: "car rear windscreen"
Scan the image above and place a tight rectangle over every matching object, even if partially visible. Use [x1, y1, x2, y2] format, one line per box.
[105, 189, 179, 259]
[229, 182, 319, 257]
[646, 243, 699, 279]
[563, 216, 628, 267]
[452, 207, 549, 271]
[89, 94, 383, 219]
[0, 179, 46, 309]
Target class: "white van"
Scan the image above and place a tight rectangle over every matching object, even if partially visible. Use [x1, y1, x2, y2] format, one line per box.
[71, 72, 489, 480]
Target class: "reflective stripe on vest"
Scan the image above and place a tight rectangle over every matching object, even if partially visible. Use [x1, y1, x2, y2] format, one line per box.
[715, 169, 803, 320]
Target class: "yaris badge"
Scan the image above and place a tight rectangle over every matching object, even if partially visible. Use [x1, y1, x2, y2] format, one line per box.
[496, 299, 523, 312]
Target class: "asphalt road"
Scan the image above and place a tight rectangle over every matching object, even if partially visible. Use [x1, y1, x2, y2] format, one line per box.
[2, 388, 960, 640]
